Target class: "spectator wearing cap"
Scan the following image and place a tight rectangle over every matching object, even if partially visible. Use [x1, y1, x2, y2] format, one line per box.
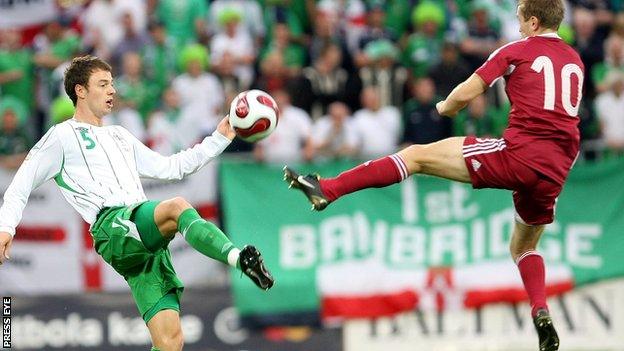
[172, 44, 224, 133]
[402, 1, 446, 78]
[595, 71, 624, 155]
[0, 97, 32, 169]
[208, 0, 266, 46]
[356, 39, 408, 107]
[211, 8, 257, 89]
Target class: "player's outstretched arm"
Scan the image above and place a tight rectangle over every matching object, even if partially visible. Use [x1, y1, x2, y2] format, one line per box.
[0, 232, 12, 266]
[0, 127, 63, 240]
[127, 115, 234, 181]
[436, 73, 488, 117]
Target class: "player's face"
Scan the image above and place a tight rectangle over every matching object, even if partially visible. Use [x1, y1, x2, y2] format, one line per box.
[85, 69, 116, 118]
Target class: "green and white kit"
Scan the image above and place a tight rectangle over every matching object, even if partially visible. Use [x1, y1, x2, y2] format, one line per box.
[0, 119, 232, 320]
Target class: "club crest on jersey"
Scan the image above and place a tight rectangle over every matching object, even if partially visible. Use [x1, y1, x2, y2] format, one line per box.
[111, 130, 131, 152]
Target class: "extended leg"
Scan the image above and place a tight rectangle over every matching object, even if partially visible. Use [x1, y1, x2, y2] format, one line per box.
[284, 137, 470, 210]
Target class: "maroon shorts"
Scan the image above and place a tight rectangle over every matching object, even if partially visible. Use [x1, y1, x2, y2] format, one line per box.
[462, 136, 563, 225]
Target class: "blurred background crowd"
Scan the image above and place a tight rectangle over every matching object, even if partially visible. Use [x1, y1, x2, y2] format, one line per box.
[1, 0, 623, 169]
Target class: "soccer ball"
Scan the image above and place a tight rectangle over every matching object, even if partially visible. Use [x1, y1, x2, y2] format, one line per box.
[228, 89, 279, 142]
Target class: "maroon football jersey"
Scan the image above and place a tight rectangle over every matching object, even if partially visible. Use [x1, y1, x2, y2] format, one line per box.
[475, 33, 584, 185]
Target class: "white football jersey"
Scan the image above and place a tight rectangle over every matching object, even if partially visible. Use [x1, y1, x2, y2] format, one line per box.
[0, 119, 231, 236]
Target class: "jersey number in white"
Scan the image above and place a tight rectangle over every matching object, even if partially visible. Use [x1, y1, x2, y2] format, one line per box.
[531, 56, 583, 116]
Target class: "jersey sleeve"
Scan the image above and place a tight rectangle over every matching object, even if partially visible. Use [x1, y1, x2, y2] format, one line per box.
[0, 127, 63, 236]
[475, 41, 523, 86]
[125, 127, 231, 180]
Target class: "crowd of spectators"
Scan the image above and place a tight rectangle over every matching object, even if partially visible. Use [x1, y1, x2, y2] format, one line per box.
[1, 0, 623, 169]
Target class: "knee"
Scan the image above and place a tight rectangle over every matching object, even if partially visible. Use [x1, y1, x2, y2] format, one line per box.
[398, 144, 428, 174]
[509, 242, 536, 261]
[165, 197, 192, 217]
[156, 329, 184, 351]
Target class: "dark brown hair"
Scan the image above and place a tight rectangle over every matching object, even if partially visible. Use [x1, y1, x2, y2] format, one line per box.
[518, 0, 565, 30]
[64, 55, 112, 106]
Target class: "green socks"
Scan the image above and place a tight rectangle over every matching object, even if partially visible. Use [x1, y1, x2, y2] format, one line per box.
[177, 208, 240, 269]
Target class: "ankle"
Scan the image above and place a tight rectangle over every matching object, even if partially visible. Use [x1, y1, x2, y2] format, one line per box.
[227, 247, 241, 269]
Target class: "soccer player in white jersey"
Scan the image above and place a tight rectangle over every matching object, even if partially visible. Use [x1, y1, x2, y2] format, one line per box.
[0, 56, 274, 351]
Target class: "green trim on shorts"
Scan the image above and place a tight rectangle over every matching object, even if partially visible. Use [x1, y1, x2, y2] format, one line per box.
[131, 200, 167, 252]
[143, 290, 181, 323]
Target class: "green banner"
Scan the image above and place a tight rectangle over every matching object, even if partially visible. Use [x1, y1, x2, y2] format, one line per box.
[220, 158, 624, 316]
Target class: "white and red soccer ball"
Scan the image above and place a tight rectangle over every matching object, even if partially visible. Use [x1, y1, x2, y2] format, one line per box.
[228, 89, 279, 142]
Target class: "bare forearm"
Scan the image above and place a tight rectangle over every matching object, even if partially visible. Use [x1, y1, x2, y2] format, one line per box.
[437, 74, 487, 117]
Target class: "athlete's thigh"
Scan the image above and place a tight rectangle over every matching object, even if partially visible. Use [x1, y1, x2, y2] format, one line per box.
[147, 309, 183, 347]
[398, 136, 471, 183]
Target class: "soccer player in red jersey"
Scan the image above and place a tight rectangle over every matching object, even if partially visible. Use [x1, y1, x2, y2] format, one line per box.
[284, 1, 580, 350]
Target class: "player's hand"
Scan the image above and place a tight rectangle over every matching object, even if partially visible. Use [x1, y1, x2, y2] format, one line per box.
[436, 100, 456, 117]
[0, 232, 13, 266]
[217, 115, 237, 140]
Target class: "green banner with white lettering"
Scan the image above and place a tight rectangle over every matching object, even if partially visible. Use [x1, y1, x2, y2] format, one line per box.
[220, 158, 624, 320]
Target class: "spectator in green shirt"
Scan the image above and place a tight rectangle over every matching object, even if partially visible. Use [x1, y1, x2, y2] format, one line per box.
[453, 95, 498, 138]
[116, 52, 153, 121]
[156, 0, 208, 49]
[142, 20, 177, 109]
[260, 22, 306, 77]
[401, 1, 446, 78]
[0, 29, 34, 113]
